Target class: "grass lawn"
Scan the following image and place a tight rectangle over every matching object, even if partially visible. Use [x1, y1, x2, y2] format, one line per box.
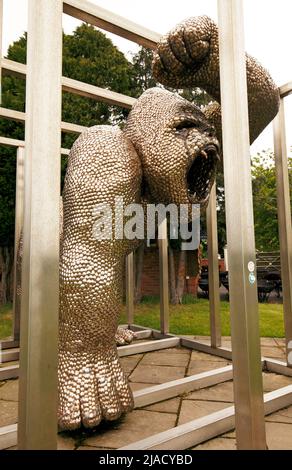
[0, 303, 13, 340]
[0, 297, 285, 340]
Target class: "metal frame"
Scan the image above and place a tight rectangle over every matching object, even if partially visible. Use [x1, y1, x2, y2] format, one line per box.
[126, 253, 134, 327]
[0, 0, 292, 452]
[1, 58, 136, 109]
[217, 0, 266, 449]
[158, 218, 169, 335]
[273, 99, 292, 366]
[11, 148, 24, 342]
[17, 0, 63, 450]
[206, 182, 221, 348]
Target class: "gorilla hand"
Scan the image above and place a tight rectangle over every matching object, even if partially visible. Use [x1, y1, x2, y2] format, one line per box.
[152, 16, 220, 99]
[153, 15, 280, 144]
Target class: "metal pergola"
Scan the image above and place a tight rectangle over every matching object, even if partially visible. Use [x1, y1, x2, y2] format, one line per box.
[0, 0, 292, 451]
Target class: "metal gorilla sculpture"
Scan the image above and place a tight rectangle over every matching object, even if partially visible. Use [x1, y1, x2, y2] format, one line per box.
[58, 16, 280, 430]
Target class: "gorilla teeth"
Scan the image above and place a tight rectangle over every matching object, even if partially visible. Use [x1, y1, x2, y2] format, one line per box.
[187, 144, 219, 202]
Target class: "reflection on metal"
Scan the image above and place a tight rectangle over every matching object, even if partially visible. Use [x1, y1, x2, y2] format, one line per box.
[12, 148, 24, 342]
[17, 0, 62, 450]
[206, 183, 221, 347]
[126, 253, 134, 326]
[273, 100, 292, 367]
[217, 0, 266, 449]
[158, 218, 169, 334]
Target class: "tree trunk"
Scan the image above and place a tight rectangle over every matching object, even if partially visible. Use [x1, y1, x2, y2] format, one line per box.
[134, 241, 145, 304]
[176, 249, 186, 304]
[169, 246, 178, 304]
[0, 246, 14, 305]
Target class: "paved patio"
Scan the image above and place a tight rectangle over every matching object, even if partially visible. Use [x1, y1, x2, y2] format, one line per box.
[1, 337, 292, 450]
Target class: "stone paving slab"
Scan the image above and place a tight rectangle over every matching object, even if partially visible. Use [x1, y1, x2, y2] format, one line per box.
[261, 346, 286, 359]
[0, 379, 19, 402]
[151, 347, 190, 355]
[266, 422, 292, 449]
[266, 405, 292, 424]
[143, 397, 181, 414]
[1, 338, 292, 451]
[82, 410, 176, 449]
[185, 381, 234, 403]
[77, 446, 113, 450]
[57, 434, 76, 450]
[139, 351, 190, 367]
[178, 399, 230, 425]
[119, 355, 143, 374]
[262, 372, 292, 392]
[129, 364, 186, 384]
[0, 400, 18, 426]
[187, 360, 230, 376]
[129, 382, 154, 391]
[192, 436, 237, 450]
[190, 351, 229, 362]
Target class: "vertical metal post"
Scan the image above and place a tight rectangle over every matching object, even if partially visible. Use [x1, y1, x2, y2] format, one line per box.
[206, 183, 221, 348]
[158, 218, 169, 334]
[12, 147, 25, 342]
[273, 100, 292, 366]
[18, 0, 62, 450]
[126, 253, 134, 327]
[217, 0, 266, 449]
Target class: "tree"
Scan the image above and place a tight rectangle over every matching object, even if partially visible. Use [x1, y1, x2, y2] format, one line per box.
[0, 25, 138, 304]
[252, 149, 292, 251]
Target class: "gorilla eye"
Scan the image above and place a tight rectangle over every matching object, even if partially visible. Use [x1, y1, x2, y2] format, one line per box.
[174, 120, 199, 131]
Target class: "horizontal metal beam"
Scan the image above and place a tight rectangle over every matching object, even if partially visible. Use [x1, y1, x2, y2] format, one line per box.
[63, 0, 161, 50]
[1, 348, 19, 363]
[0, 136, 25, 147]
[1, 384, 291, 451]
[120, 385, 292, 450]
[265, 358, 292, 377]
[0, 424, 17, 450]
[279, 82, 292, 98]
[0, 364, 19, 381]
[0, 106, 87, 134]
[0, 136, 70, 155]
[1, 58, 137, 109]
[181, 338, 232, 361]
[133, 330, 152, 340]
[0, 339, 19, 350]
[1, 58, 26, 77]
[133, 365, 233, 408]
[62, 76, 136, 108]
[118, 337, 180, 357]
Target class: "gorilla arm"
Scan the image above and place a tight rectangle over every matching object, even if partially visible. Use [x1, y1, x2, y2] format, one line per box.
[152, 16, 280, 144]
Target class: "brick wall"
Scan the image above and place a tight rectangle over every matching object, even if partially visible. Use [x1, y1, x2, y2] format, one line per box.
[140, 246, 199, 296]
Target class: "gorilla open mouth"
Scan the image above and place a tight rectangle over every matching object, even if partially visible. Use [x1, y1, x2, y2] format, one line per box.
[187, 144, 220, 203]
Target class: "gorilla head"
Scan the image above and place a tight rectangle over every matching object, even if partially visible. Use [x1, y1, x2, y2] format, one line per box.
[124, 87, 220, 208]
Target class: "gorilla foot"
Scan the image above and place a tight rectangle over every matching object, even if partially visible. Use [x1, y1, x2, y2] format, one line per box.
[115, 327, 137, 346]
[58, 348, 134, 431]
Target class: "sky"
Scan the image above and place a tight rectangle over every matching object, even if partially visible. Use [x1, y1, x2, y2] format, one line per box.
[2, 0, 292, 156]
